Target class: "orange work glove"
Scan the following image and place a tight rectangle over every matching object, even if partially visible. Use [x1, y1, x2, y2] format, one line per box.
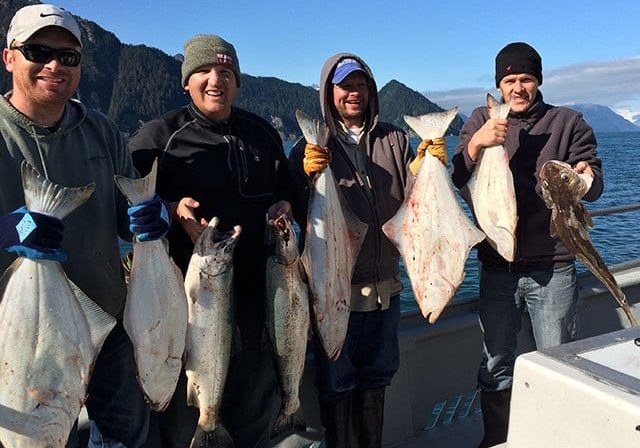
[303, 143, 332, 177]
[408, 137, 447, 175]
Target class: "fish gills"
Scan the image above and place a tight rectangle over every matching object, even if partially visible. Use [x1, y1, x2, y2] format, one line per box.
[0, 162, 115, 448]
[114, 159, 188, 411]
[383, 109, 485, 323]
[295, 110, 368, 361]
[464, 94, 517, 261]
[184, 218, 240, 437]
[265, 215, 310, 430]
[540, 160, 637, 327]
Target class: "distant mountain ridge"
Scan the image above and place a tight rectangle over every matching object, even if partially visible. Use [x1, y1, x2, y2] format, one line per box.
[567, 104, 640, 133]
[0, 1, 482, 138]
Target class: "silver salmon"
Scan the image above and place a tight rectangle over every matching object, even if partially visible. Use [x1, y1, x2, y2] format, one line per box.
[265, 215, 310, 432]
[0, 162, 115, 447]
[295, 110, 368, 361]
[540, 160, 637, 327]
[184, 218, 241, 447]
[383, 109, 485, 323]
[114, 160, 188, 411]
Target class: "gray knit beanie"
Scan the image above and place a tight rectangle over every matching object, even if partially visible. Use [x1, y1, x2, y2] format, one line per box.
[181, 34, 241, 86]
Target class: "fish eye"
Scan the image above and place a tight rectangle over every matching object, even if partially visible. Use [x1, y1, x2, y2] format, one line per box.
[560, 173, 569, 182]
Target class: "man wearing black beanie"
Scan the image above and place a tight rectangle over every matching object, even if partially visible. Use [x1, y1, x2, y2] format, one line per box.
[451, 42, 604, 447]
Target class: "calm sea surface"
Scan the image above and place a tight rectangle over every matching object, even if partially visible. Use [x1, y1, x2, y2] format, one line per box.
[121, 132, 640, 314]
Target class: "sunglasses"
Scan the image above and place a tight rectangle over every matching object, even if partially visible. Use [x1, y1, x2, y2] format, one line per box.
[11, 44, 81, 67]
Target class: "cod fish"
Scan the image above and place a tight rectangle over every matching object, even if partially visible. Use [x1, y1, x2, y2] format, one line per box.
[184, 218, 241, 448]
[295, 110, 368, 361]
[463, 94, 517, 261]
[540, 160, 637, 327]
[114, 160, 188, 411]
[265, 215, 310, 432]
[383, 109, 485, 323]
[0, 162, 116, 447]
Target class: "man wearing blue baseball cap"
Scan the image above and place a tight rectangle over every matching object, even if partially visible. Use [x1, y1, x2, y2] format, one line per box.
[289, 53, 445, 448]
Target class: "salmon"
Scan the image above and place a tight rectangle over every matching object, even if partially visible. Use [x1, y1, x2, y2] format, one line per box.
[114, 160, 188, 411]
[265, 215, 309, 432]
[463, 94, 517, 261]
[184, 218, 240, 447]
[295, 110, 368, 361]
[383, 109, 485, 323]
[0, 162, 115, 447]
[540, 160, 637, 327]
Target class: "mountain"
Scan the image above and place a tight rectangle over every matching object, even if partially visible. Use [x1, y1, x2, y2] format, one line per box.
[378, 80, 463, 135]
[1, 0, 457, 139]
[568, 104, 640, 133]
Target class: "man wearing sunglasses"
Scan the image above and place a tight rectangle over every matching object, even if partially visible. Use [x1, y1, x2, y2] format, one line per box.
[0, 4, 161, 448]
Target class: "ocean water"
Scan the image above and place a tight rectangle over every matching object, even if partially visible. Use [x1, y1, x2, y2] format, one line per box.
[120, 132, 640, 314]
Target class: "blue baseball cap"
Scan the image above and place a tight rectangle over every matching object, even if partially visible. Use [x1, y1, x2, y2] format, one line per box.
[332, 58, 366, 84]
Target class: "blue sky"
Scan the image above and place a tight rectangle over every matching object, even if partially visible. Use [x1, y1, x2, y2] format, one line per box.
[53, 0, 640, 117]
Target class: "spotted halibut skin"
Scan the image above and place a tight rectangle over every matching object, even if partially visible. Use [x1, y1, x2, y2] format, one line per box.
[541, 160, 637, 327]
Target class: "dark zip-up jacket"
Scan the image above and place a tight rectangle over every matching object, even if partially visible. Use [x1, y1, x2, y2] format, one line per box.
[289, 53, 413, 285]
[451, 93, 604, 271]
[129, 103, 292, 342]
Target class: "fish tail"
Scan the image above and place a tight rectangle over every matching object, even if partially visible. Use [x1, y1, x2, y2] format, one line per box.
[272, 404, 306, 437]
[403, 107, 459, 141]
[295, 110, 329, 147]
[114, 159, 157, 205]
[487, 93, 512, 120]
[21, 161, 95, 219]
[190, 426, 234, 448]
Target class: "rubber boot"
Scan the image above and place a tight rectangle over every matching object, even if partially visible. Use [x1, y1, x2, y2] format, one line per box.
[352, 387, 385, 448]
[478, 389, 512, 448]
[319, 392, 354, 448]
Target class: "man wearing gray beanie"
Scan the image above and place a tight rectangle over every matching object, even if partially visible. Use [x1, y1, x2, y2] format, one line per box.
[451, 42, 604, 447]
[129, 34, 293, 448]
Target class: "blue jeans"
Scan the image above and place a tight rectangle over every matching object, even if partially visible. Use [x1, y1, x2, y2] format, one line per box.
[67, 321, 150, 448]
[477, 264, 578, 392]
[314, 295, 401, 403]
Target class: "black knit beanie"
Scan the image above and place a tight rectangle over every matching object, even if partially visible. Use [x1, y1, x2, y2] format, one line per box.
[495, 42, 542, 87]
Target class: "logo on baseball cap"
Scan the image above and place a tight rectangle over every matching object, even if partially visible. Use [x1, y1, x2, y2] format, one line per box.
[7, 4, 82, 48]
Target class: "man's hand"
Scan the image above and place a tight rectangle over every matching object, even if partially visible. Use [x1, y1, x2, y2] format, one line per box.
[267, 200, 292, 225]
[303, 143, 331, 177]
[409, 137, 447, 175]
[175, 197, 208, 243]
[0, 207, 66, 261]
[128, 195, 171, 242]
[573, 161, 594, 179]
[467, 118, 508, 161]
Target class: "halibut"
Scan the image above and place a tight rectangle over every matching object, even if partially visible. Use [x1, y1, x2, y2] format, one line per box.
[0, 162, 115, 447]
[295, 110, 368, 361]
[114, 160, 188, 411]
[383, 109, 485, 323]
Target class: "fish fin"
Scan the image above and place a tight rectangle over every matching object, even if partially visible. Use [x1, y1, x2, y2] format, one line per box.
[272, 406, 306, 438]
[0, 258, 25, 304]
[21, 160, 95, 218]
[332, 173, 368, 268]
[549, 219, 558, 239]
[487, 93, 512, 120]
[578, 203, 594, 228]
[114, 159, 157, 205]
[403, 107, 459, 141]
[190, 426, 234, 448]
[68, 279, 117, 351]
[295, 110, 330, 147]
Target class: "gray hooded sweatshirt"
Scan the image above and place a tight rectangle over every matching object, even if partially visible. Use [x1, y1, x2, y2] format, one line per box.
[0, 95, 136, 317]
[289, 53, 413, 311]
